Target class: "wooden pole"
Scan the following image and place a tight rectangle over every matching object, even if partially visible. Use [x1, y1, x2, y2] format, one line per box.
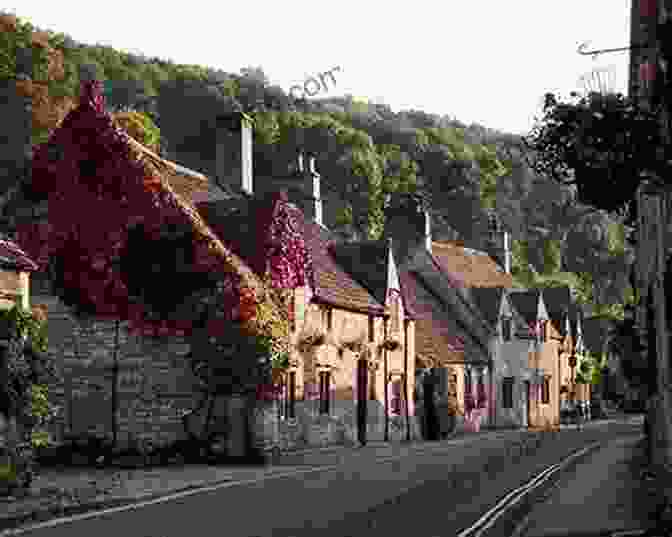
[404, 319, 410, 442]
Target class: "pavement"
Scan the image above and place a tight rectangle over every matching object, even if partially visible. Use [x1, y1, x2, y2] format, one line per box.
[0, 414, 642, 535]
[511, 431, 667, 536]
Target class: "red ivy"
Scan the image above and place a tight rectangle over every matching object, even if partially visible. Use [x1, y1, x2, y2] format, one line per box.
[20, 80, 258, 337]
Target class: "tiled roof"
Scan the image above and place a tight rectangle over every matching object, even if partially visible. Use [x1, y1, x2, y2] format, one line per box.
[330, 240, 415, 317]
[197, 195, 385, 315]
[401, 270, 469, 367]
[431, 240, 516, 288]
[302, 218, 385, 315]
[0, 236, 38, 272]
[330, 241, 389, 306]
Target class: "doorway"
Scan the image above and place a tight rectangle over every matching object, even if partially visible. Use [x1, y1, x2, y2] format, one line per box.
[525, 380, 532, 428]
[356, 359, 368, 445]
[423, 370, 440, 441]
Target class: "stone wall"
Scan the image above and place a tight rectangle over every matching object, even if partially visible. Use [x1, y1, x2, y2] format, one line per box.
[33, 289, 200, 448]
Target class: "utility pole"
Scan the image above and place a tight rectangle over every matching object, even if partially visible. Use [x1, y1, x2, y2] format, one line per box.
[630, 0, 672, 469]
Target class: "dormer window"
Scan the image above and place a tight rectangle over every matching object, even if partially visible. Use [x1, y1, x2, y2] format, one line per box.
[501, 317, 512, 342]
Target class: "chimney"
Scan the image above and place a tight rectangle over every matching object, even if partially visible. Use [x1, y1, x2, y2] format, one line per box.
[486, 211, 511, 274]
[215, 111, 253, 196]
[424, 209, 432, 254]
[307, 155, 323, 227]
[383, 193, 432, 259]
[503, 230, 511, 274]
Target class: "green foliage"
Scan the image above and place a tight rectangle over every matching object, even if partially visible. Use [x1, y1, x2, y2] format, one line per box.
[0, 12, 50, 81]
[112, 109, 161, 150]
[575, 352, 605, 386]
[541, 239, 562, 275]
[524, 91, 662, 217]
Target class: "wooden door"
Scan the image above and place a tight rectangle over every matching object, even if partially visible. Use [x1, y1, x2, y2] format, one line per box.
[357, 359, 368, 445]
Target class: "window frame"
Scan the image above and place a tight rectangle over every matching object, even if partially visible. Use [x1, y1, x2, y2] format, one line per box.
[503, 377, 514, 409]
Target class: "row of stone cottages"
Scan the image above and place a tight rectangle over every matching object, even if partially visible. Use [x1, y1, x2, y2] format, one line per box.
[0, 77, 591, 453]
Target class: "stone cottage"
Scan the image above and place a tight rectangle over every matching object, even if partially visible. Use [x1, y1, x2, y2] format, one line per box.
[383, 195, 494, 435]
[194, 119, 419, 448]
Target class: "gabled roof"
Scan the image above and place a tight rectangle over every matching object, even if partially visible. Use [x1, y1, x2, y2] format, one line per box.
[330, 240, 413, 317]
[396, 243, 490, 361]
[431, 240, 516, 288]
[197, 194, 386, 315]
[400, 270, 473, 368]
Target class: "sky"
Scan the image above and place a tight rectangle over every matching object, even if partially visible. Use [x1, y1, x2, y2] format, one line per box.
[7, 1, 632, 136]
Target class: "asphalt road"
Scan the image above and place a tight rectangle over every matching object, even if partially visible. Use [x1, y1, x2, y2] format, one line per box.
[6, 418, 644, 537]
[510, 422, 662, 537]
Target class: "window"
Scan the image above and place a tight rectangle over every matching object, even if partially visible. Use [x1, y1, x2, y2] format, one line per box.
[368, 315, 375, 342]
[319, 371, 331, 414]
[391, 380, 402, 414]
[539, 321, 547, 343]
[501, 318, 512, 341]
[477, 370, 486, 408]
[503, 377, 514, 409]
[390, 295, 400, 334]
[288, 290, 296, 333]
[322, 307, 333, 332]
[464, 370, 474, 409]
[283, 371, 296, 419]
[542, 376, 550, 404]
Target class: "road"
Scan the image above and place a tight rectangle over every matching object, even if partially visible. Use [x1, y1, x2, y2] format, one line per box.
[5, 418, 644, 537]
[510, 421, 663, 537]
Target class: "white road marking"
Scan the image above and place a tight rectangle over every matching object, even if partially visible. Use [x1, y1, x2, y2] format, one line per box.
[458, 441, 603, 537]
[0, 431, 516, 536]
[1, 429, 595, 536]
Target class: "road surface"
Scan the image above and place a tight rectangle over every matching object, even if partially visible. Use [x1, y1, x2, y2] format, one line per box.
[4, 418, 644, 537]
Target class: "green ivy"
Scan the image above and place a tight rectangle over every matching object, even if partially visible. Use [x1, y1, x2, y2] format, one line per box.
[0, 305, 47, 355]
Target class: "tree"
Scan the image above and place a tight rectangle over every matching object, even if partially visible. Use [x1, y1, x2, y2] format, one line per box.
[524, 91, 663, 219]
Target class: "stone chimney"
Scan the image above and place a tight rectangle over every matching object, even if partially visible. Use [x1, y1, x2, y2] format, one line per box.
[215, 111, 253, 196]
[485, 211, 512, 274]
[306, 155, 323, 227]
[383, 193, 432, 260]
